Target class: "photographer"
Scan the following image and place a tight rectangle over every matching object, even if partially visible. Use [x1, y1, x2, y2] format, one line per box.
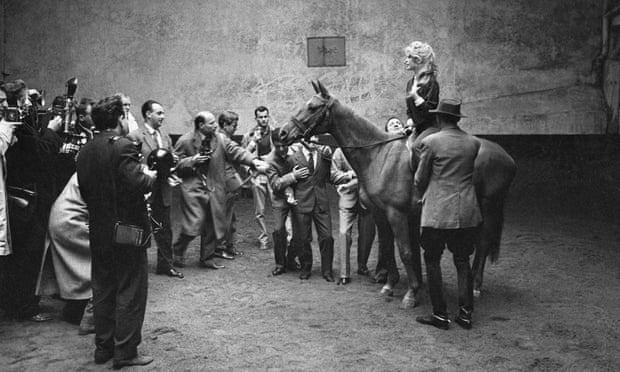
[0, 88, 17, 257]
[0, 79, 63, 322]
[172, 111, 269, 269]
[76, 95, 156, 367]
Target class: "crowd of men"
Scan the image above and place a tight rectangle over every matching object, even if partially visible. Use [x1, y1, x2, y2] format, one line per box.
[0, 40, 483, 367]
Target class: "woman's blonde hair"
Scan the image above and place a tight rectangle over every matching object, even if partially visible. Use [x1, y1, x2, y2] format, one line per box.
[404, 41, 437, 75]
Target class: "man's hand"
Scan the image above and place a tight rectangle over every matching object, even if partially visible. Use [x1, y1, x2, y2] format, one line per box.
[47, 115, 63, 132]
[345, 170, 356, 180]
[252, 159, 269, 173]
[167, 174, 182, 187]
[192, 154, 211, 165]
[246, 140, 257, 152]
[292, 165, 309, 180]
[285, 187, 297, 205]
[140, 164, 157, 179]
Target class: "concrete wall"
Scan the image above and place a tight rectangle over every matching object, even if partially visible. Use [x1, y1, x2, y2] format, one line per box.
[0, 0, 606, 135]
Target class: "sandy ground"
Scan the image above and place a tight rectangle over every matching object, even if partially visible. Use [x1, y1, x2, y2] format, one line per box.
[1, 152, 620, 371]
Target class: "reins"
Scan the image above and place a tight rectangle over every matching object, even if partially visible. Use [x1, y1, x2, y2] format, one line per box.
[291, 95, 408, 149]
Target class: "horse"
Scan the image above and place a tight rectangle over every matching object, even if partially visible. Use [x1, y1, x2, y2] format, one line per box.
[279, 80, 516, 308]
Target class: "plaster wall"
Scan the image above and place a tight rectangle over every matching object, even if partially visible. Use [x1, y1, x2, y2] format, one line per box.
[1, 0, 606, 135]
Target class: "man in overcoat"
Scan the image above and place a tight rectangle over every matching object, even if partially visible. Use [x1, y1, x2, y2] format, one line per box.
[172, 111, 269, 268]
[76, 95, 156, 367]
[414, 99, 482, 330]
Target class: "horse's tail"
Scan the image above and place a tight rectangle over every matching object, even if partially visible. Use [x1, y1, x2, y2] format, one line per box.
[479, 196, 507, 263]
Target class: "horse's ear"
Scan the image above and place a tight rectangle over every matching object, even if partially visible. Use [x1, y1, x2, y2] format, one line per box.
[311, 80, 319, 94]
[316, 80, 330, 98]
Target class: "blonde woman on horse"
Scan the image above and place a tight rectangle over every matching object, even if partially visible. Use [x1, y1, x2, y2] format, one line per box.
[404, 41, 440, 136]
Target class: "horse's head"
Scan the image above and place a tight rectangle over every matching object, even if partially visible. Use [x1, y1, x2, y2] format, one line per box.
[279, 80, 334, 145]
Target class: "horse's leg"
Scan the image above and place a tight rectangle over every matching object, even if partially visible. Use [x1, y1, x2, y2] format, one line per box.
[473, 196, 505, 297]
[387, 209, 422, 308]
[374, 213, 398, 296]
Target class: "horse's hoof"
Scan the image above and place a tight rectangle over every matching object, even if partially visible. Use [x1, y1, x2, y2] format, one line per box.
[380, 284, 393, 296]
[399, 289, 420, 309]
[473, 289, 481, 298]
[399, 296, 417, 309]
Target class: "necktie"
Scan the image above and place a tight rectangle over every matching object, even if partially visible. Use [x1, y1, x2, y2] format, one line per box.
[152, 130, 161, 149]
[307, 151, 315, 174]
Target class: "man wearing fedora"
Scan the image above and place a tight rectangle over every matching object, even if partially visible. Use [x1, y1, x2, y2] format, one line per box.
[413, 98, 482, 330]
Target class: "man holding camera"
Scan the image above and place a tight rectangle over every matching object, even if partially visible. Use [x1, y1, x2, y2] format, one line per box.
[173, 111, 269, 269]
[0, 79, 63, 322]
[76, 95, 156, 368]
[128, 99, 183, 279]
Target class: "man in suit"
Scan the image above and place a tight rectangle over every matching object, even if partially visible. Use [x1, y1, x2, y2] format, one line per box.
[76, 95, 156, 368]
[241, 106, 273, 251]
[290, 136, 335, 281]
[216, 110, 245, 257]
[414, 99, 482, 330]
[330, 147, 375, 285]
[172, 111, 269, 269]
[264, 129, 309, 276]
[127, 100, 183, 279]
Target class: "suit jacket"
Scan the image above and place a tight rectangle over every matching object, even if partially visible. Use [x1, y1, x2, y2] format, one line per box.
[264, 150, 296, 209]
[330, 148, 359, 209]
[76, 131, 154, 253]
[414, 126, 482, 229]
[127, 125, 174, 206]
[289, 144, 332, 214]
[405, 75, 439, 132]
[174, 130, 256, 237]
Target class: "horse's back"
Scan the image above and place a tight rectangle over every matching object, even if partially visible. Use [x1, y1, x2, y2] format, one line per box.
[474, 138, 516, 200]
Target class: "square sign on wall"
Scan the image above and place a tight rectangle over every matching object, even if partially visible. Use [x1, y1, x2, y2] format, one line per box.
[307, 37, 346, 67]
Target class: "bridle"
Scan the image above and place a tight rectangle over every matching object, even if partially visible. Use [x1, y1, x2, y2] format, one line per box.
[289, 94, 407, 149]
[290, 95, 334, 140]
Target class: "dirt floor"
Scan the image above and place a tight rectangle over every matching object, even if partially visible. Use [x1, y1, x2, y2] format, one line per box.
[1, 141, 620, 371]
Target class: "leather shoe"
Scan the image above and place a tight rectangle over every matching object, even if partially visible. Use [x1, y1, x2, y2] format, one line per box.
[227, 248, 244, 256]
[322, 272, 335, 282]
[299, 271, 311, 280]
[337, 277, 351, 285]
[199, 260, 225, 269]
[454, 314, 472, 330]
[113, 355, 154, 369]
[156, 268, 184, 279]
[416, 314, 450, 330]
[271, 267, 286, 276]
[214, 250, 234, 260]
[27, 313, 52, 322]
[94, 349, 113, 364]
[357, 267, 370, 276]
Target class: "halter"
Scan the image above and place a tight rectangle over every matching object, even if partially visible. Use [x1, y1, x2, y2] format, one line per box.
[290, 95, 334, 140]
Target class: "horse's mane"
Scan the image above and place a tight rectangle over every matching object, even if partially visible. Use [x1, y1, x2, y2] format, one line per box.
[329, 98, 397, 148]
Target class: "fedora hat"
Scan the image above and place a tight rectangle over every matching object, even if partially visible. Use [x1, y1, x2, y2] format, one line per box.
[429, 98, 467, 118]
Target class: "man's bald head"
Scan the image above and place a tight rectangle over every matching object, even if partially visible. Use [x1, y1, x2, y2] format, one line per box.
[194, 111, 217, 136]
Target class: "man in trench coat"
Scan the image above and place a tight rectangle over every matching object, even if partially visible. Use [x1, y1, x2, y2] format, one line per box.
[172, 111, 269, 268]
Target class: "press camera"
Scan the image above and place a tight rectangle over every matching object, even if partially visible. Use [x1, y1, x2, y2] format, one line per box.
[0, 107, 25, 123]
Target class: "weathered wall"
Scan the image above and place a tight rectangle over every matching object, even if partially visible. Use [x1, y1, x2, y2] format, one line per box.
[0, 0, 606, 135]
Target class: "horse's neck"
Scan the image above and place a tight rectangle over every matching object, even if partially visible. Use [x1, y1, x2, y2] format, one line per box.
[327, 101, 389, 177]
